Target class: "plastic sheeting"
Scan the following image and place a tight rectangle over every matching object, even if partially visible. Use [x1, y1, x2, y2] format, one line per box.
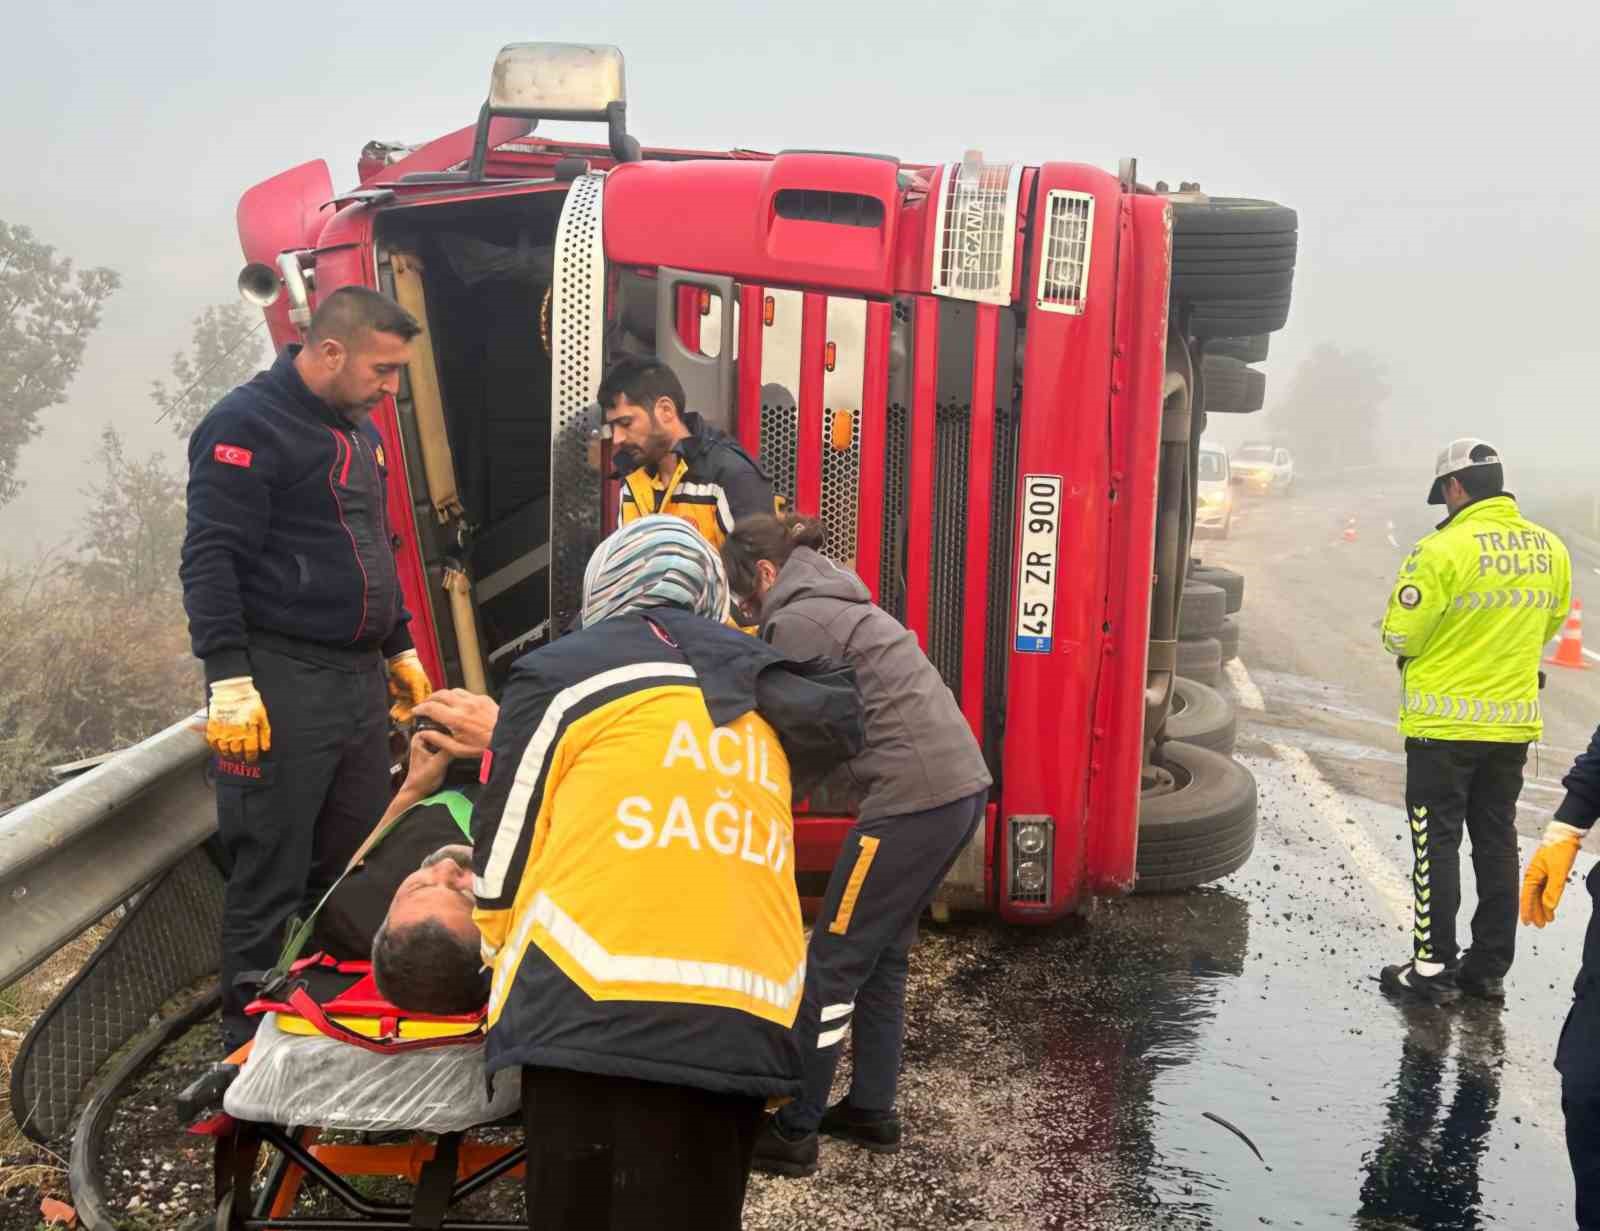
[224, 1013, 518, 1133]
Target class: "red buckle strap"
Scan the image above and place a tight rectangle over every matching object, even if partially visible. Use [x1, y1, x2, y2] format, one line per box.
[283, 987, 481, 1054]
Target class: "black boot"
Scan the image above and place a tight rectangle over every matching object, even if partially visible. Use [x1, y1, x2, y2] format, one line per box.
[1380, 960, 1461, 1005]
[819, 1100, 901, 1153]
[752, 1116, 818, 1178]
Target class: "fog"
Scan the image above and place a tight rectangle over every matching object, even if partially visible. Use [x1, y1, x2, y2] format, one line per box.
[1, 0, 1594, 557]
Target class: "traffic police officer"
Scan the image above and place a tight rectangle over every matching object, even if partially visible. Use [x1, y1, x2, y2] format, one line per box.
[1379, 439, 1570, 1004]
[599, 357, 777, 549]
[180, 287, 433, 1048]
[1521, 719, 1600, 1228]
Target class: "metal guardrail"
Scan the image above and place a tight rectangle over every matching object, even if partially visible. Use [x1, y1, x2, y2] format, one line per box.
[0, 709, 216, 989]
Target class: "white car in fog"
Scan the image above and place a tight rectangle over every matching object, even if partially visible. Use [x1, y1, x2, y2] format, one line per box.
[1231, 442, 1294, 494]
[1196, 443, 1233, 537]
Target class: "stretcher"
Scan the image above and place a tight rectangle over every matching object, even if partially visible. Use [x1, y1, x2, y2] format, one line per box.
[183, 955, 526, 1230]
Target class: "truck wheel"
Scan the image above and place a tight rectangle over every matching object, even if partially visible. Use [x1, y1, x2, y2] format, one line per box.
[1176, 635, 1222, 686]
[1187, 293, 1294, 339]
[1199, 354, 1248, 413]
[1179, 582, 1227, 639]
[1134, 740, 1257, 893]
[1171, 197, 1297, 308]
[1190, 564, 1243, 614]
[1217, 615, 1240, 663]
[1165, 676, 1237, 755]
[1240, 366, 1266, 413]
[1205, 334, 1269, 364]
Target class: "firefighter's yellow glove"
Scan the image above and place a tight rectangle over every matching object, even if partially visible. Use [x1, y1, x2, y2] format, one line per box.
[206, 677, 272, 763]
[386, 649, 432, 724]
[1520, 822, 1586, 927]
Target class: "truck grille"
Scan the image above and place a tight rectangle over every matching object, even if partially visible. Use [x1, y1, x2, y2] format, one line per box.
[1036, 190, 1095, 315]
[879, 400, 910, 620]
[931, 157, 1022, 306]
[984, 393, 1020, 760]
[820, 405, 861, 560]
[929, 396, 971, 690]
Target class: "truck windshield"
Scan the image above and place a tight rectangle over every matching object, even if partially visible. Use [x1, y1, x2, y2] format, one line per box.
[1238, 446, 1273, 462]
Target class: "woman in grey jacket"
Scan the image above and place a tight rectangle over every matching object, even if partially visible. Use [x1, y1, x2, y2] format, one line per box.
[722, 514, 991, 1179]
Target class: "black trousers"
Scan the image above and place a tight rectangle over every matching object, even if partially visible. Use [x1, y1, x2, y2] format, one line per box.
[520, 1067, 766, 1231]
[775, 790, 986, 1136]
[216, 635, 391, 1048]
[1403, 737, 1528, 976]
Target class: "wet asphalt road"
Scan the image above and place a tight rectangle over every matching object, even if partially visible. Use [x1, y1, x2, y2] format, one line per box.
[744, 477, 1600, 1230]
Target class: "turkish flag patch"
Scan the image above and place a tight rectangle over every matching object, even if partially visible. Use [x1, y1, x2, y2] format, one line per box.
[214, 444, 253, 468]
[479, 749, 494, 784]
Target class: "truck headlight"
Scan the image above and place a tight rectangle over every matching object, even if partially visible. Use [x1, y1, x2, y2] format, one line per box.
[1008, 815, 1053, 904]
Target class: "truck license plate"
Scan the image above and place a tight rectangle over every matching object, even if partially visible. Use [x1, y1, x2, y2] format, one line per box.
[1014, 474, 1062, 653]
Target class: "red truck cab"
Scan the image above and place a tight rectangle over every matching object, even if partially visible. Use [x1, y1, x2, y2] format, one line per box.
[235, 43, 1288, 923]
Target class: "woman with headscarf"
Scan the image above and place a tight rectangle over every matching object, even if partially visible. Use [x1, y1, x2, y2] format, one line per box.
[721, 513, 991, 1179]
[462, 515, 861, 1231]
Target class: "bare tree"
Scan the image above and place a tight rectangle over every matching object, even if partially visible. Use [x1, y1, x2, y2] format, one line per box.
[0, 220, 120, 506]
[72, 426, 186, 602]
[1271, 344, 1392, 476]
[153, 301, 270, 437]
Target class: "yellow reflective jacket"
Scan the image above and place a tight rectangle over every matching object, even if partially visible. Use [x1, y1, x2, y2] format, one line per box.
[616, 412, 777, 549]
[471, 610, 863, 1098]
[1382, 495, 1570, 742]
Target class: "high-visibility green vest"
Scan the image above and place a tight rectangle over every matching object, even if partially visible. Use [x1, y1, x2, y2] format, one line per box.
[1382, 495, 1570, 741]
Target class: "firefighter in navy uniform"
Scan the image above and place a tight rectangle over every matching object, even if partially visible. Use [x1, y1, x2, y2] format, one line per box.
[1522, 721, 1600, 1229]
[1378, 439, 1571, 1005]
[180, 287, 433, 1049]
[600, 357, 778, 548]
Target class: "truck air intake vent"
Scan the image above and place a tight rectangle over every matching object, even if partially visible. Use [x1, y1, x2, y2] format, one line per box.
[773, 190, 886, 228]
[930, 157, 1022, 305]
[1036, 190, 1095, 315]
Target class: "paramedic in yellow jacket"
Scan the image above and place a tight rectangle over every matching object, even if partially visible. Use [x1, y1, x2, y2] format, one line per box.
[1378, 439, 1570, 1006]
[378, 516, 861, 1231]
[601, 357, 778, 548]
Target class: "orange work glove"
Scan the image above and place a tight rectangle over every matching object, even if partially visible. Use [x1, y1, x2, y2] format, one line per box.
[385, 649, 432, 724]
[206, 677, 272, 762]
[1520, 822, 1586, 927]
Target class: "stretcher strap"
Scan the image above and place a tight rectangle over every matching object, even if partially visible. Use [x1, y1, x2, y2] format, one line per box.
[284, 987, 482, 1055]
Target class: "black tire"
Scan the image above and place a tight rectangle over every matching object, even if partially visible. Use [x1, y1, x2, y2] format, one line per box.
[1200, 354, 1247, 413]
[1206, 334, 1270, 364]
[1240, 367, 1265, 413]
[1135, 740, 1258, 892]
[1176, 635, 1222, 686]
[1171, 198, 1297, 305]
[1188, 294, 1294, 339]
[1179, 582, 1227, 639]
[1217, 615, 1240, 663]
[1165, 676, 1237, 755]
[1190, 564, 1244, 613]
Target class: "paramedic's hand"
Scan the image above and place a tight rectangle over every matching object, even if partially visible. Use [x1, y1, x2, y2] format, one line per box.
[386, 649, 432, 724]
[401, 731, 452, 800]
[412, 689, 500, 758]
[1521, 822, 1587, 927]
[206, 677, 271, 763]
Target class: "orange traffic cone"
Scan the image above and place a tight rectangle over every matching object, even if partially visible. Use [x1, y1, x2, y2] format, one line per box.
[1546, 598, 1591, 670]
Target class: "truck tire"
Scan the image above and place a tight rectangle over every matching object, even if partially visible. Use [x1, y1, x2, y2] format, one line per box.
[1135, 740, 1257, 892]
[1179, 582, 1227, 639]
[1190, 564, 1244, 614]
[1206, 334, 1269, 364]
[1165, 676, 1237, 755]
[1200, 354, 1248, 413]
[1171, 198, 1297, 307]
[1240, 367, 1266, 413]
[1176, 635, 1222, 686]
[1217, 615, 1240, 663]
[1187, 293, 1294, 339]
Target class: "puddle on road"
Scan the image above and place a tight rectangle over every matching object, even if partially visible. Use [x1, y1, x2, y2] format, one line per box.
[957, 751, 1591, 1229]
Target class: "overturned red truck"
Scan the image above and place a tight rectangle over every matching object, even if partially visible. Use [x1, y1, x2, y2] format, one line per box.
[234, 42, 1293, 924]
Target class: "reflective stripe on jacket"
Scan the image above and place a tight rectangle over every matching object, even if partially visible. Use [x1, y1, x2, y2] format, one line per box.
[1382, 495, 1570, 741]
[472, 613, 857, 1098]
[615, 412, 777, 548]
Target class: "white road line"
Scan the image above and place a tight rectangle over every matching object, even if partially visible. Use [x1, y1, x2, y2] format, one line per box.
[1224, 658, 1265, 711]
[1268, 742, 1413, 928]
[1585, 648, 1600, 664]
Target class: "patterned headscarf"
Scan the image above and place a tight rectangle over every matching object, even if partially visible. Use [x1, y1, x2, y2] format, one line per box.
[580, 514, 731, 628]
